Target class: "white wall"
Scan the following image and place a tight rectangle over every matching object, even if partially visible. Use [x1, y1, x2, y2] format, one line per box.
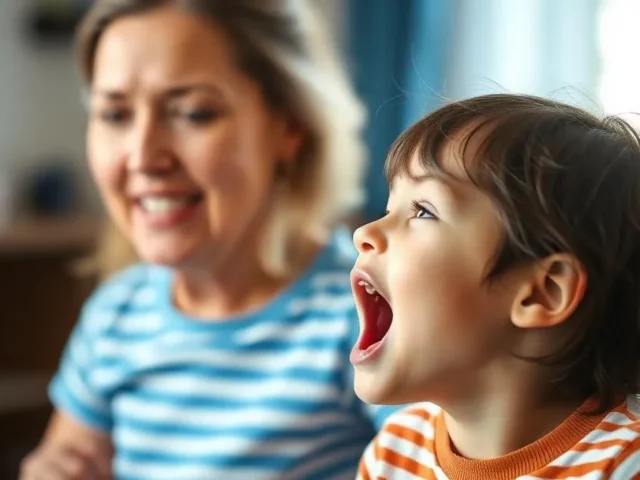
[598, 0, 640, 124]
[0, 0, 94, 212]
[446, 0, 601, 110]
[317, 0, 345, 43]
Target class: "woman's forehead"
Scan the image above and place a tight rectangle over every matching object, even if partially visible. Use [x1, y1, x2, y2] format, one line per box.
[93, 6, 239, 89]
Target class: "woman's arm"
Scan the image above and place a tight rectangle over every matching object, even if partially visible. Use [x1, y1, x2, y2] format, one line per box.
[20, 410, 113, 480]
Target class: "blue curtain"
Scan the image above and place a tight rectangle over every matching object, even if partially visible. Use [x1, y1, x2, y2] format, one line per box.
[347, 0, 452, 222]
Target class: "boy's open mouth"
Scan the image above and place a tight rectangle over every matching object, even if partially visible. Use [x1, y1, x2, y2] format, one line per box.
[351, 272, 393, 363]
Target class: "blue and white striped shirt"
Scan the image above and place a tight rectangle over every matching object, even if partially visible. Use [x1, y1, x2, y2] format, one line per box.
[50, 230, 397, 479]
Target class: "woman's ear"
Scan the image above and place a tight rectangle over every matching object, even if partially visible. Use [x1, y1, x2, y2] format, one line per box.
[279, 117, 307, 166]
[511, 254, 587, 329]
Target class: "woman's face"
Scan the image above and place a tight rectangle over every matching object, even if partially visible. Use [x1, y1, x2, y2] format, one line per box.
[88, 5, 303, 271]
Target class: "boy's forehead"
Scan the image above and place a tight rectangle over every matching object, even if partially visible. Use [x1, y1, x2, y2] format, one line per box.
[388, 144, 490, 211]
[388, 152, 457, 198]
[406, 144, 471, 184]
[387, 120, 493, 194]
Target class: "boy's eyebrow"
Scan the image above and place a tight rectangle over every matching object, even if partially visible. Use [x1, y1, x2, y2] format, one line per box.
[409, 172, 449, 186]
[390, 172, 454, 194]
[408, 172, 460, 194]
[389, 172, 444, 190]
[398, 171, 464, 208]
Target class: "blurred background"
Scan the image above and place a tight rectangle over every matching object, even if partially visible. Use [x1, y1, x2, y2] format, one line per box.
[0, 0, 637, 477]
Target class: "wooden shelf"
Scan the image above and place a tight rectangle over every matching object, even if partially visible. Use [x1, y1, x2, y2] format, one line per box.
[0, 217, 99, 255]
[0, 372, 51, 415]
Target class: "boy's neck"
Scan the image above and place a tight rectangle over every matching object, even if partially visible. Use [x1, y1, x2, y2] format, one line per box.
[442, 387, 584, 459]
[435, 395, 611, 480]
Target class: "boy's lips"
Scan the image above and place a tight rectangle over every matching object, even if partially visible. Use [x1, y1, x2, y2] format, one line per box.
[349, 268, 393, 365]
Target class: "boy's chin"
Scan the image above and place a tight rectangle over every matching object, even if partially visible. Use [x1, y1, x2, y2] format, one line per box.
[353, 369, 404, 405]
[354, 367, 439, 406]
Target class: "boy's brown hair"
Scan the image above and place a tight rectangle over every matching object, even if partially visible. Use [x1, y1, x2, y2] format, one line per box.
[387, 94, 640, 411]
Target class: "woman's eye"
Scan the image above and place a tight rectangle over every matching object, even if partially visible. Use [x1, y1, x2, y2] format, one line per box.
[411, 201, 436, 219]
[180, 109, 219, 125]
[97, 108, 130, 125]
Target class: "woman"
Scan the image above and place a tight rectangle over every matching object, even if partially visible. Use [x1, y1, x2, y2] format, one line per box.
[20, 1, 396, 479]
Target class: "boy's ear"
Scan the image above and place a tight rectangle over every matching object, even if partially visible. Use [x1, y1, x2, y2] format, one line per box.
[511, 254, 587, 329]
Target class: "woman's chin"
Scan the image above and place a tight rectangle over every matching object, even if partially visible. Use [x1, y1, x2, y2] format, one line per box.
[133, 238, 198, 269]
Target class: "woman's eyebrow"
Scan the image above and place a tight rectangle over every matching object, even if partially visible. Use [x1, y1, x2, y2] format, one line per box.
[91, 83, 224, 100]
[163, 83, 224, 99]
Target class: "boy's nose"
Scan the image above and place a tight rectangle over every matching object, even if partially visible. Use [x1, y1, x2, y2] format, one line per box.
[353, 221, 387, 254]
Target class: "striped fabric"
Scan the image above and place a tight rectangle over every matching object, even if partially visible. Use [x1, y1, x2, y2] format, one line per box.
[358, 396, 640, 479]
[49, 230, 398, 480]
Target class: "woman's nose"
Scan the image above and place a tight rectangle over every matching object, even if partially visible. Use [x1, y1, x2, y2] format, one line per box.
[127, 115, 176, 174]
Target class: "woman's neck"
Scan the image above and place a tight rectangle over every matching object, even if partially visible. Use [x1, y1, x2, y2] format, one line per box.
[172, 237, 321, 320]
[173, 264, 283, 320]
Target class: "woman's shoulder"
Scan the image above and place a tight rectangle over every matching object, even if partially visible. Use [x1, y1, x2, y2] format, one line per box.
[315, 227, 357, 273]
[282, 228, 357, 320]
[303, 228, 356, 290]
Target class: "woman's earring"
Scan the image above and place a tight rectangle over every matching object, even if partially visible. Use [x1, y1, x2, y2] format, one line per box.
[275, 162, 286, 179]
[275, 161, 292, 180]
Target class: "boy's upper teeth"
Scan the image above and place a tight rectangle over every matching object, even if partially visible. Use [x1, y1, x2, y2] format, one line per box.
[358, 279, 377, 295]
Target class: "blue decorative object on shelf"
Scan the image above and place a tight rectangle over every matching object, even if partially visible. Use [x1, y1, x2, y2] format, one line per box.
[28, 163, 78, 216]
[25, 0, 90, 44]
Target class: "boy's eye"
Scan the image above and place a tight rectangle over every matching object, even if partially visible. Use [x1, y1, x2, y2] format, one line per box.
[411, 201, 436, 219]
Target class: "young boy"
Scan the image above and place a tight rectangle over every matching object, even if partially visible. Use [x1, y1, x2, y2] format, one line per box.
[350, 94, 640, 479]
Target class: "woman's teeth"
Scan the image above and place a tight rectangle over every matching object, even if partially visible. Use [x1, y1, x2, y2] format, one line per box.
[139, 196, 193, 214]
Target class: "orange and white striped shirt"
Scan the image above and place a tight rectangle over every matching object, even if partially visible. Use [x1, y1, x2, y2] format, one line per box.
[357, 396, 640, 479]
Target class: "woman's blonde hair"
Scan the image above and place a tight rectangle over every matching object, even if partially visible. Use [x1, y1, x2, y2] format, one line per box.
[77, 0, 367, 279]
